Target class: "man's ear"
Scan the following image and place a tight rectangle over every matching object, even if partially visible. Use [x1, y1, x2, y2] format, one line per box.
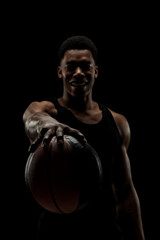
[95, 66, 99, 78]
[57, 66, 63, 79]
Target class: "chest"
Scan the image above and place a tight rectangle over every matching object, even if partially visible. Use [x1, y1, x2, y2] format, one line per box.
[69, 109, 103, 124]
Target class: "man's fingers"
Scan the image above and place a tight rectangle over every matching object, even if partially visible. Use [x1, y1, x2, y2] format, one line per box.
[42, 128, 55, 148]
[66, 127, 87, 144]
[28, 134, 44, 152]
[28, 124, 87, 152]
[43, 126, 64, 147]
[56, 127, 64, 145]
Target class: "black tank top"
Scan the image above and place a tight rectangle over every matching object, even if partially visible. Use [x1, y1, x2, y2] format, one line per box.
[36, 99, 124, 239]
[52, 98, 121, 214]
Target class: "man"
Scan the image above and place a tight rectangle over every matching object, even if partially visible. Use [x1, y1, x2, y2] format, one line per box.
[23, 36, 145, 239]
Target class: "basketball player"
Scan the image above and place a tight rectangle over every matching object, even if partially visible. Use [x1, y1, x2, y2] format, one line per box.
[23, 36, 145, 239]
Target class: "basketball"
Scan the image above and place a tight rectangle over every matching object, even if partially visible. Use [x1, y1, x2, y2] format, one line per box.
[25, 135, 103, 214]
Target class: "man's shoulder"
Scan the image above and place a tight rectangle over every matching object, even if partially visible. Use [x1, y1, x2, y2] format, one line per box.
[108, 108, 130, 147]
[98, 103, 127, 123]
[108, 108, 127, 123]
[29, 100, 57, 115]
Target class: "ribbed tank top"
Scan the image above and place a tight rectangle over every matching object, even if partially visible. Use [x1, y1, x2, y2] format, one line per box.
[52, 98, 121, 216]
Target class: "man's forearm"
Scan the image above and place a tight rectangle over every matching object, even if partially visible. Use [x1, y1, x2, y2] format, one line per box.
[117, 186, 145, 240]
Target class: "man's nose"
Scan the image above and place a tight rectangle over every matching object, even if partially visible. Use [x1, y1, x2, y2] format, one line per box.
[74, 67, 85, 76]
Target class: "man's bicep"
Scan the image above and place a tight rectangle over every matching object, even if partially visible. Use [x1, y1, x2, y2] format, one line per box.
[112, 145, 134, 202]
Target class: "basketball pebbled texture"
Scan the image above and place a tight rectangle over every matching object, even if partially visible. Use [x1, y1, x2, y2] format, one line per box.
[25, 135, 103, 214]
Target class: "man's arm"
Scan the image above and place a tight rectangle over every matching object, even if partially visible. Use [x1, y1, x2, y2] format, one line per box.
[111, 111, 145, 240]
[23, 101, 86, 152]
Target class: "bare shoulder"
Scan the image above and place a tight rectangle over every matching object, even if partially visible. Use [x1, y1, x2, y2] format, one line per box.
[28, 100, 56, 114]
[108, 108, 131, 148]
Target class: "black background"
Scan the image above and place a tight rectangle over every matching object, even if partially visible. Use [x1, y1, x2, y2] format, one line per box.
[3, 3, 158, 240]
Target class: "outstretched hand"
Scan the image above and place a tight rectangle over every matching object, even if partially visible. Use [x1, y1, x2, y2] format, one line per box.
[28, 122, 87, 152]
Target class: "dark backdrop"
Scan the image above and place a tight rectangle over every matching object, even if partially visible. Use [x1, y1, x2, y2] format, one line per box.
[3, 4, 158, 240]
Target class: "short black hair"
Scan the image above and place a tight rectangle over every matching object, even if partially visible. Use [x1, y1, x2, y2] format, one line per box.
[58, 35, 98, 64]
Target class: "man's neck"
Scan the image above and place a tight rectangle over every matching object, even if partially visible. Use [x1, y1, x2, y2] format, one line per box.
[58, 95, 94, 112]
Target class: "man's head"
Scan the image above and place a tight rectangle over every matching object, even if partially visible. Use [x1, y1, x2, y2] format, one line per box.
[58, 35, 98, 65]
[57, 36, 99, 99]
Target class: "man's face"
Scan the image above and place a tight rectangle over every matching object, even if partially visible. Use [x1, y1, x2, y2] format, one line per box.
[57, 49, 98, 98]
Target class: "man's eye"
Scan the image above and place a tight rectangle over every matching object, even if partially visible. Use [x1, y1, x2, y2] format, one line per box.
[81, 64, 92, 71]
[65, 63, 93, 72]
[65, 64, 76, 71]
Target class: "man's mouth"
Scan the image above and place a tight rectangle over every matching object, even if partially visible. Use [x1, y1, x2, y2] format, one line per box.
[69, 81, 88, 87]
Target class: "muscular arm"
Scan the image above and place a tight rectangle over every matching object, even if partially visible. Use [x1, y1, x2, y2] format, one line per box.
[111, 111, 145, 240]
[23, 101, 86, 151]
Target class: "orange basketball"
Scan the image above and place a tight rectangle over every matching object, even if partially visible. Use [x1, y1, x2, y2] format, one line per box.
[25, 135, 103, 214]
